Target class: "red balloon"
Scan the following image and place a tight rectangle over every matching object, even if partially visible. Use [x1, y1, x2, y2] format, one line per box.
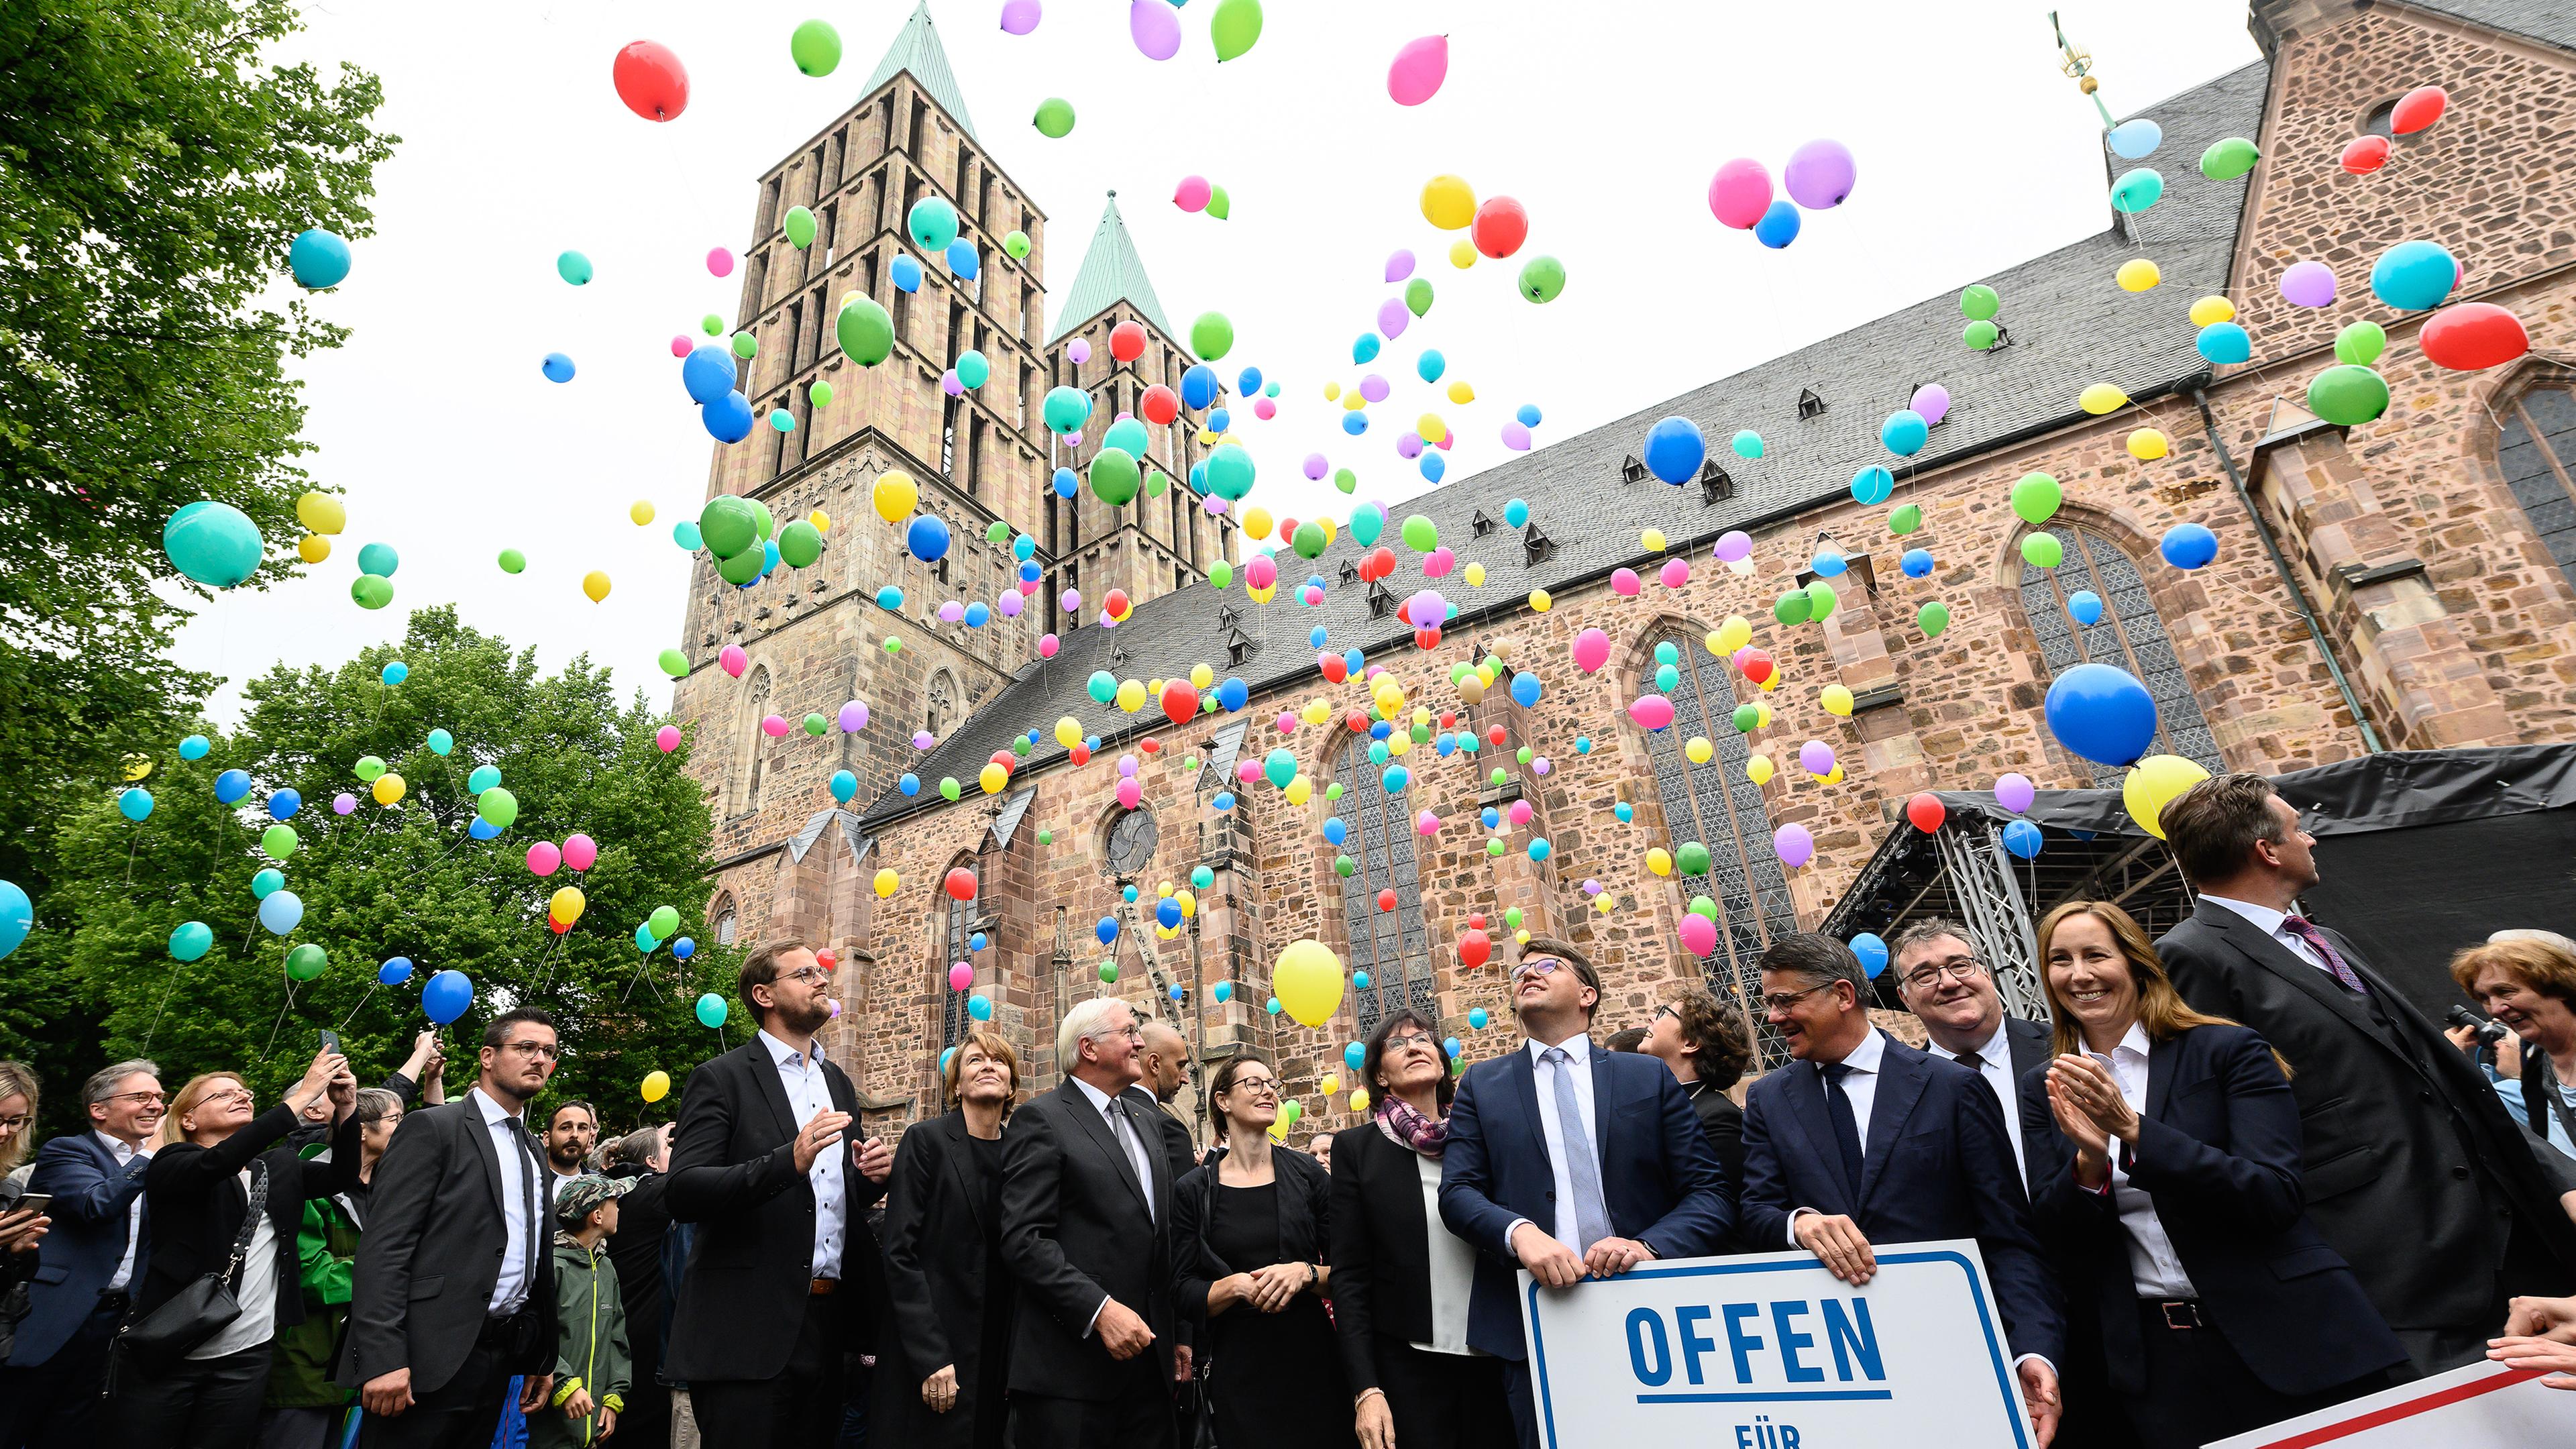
[1069, 743, 1092, 766]
[1414, 627, 1442, 651]
[1742, 651, 1776, 685]
[2340, 134, 2390, 174]
[1346, 710, 1371, 733]
[612, 40, 690, 123]
[1105, 588, 1130, 619]
[1905, 792, 1947, 834]
[1472, 196, 1529, 259]
[1468, 914, 1487, 930]
[551, 917, 572, 934]
[1458, 928, 1491, 969]
[944, 867, 977, 901]
[1159, 680, 1198, 726]
[1365, 546, 1396, 581]
[1275, 517, 1299, 545]
[1377, 888, 1397, 912]
[815, 948, 838, 971]
[1138, 737, 1162, 754]
[2390, 85, 2448, 136]
[1139, 384, 1179, 425]
[1110, 321, 1147, 362]
[1438, 711, 1457, 729]
[1487, 725, 1507, 747]
[2420, 301, 2529, 370]
[1319, 651, 1348, 683]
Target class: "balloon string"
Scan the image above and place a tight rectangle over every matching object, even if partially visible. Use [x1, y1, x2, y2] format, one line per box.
[337, 983, 378, 1032]
[141, 962, 189, 1055]
[264, 966, 301, 1060]
[123, 830, 141, 883]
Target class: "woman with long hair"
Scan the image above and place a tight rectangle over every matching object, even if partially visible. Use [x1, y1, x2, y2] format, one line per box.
[875, 1028, 1020, 1449]
[2019, 900, 2404, 1448]
[0, 1061, 47, 1351]
[1328, 1010, 1510, 1449]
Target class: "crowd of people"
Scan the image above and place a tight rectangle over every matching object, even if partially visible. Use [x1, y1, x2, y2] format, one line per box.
[5, 767, 2576, 1448]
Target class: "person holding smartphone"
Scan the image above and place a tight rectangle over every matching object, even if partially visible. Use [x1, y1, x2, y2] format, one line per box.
[0, 1060, 50, 1357]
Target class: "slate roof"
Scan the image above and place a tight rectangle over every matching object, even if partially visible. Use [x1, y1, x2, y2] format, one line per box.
[1048, 194, 1175, 344]
[859, 60, 2271, 828]
[2408, 0, 2576, 52]
[863, 1, 977, 144]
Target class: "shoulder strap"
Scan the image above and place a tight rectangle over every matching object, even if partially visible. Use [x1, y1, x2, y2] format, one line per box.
[225, 1159, 271, 1287]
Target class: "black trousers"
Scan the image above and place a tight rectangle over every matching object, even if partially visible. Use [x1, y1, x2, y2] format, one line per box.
[358, 1338, 522, 1449]
[101, 1342, 273, 1449]
[2121, 1301, 2386, 1449]
[1375, 1341, 1511, 1449]
[692, 1294, 847, 1449]
[1010, 1354, 1176, 1449]
[1501, 1357, 1540, 1449]
[0, 1290, 125, 1449]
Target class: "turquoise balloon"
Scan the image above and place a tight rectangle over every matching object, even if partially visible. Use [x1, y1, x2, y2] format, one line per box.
[1042, 385, 1092, 435]
[427, 729, 454, 755]
[162, 502, 264, 587]
[180, 734, 210, 759]
[2196, 321, 2252, 365]
[357, 541, 399, 578]
[957, 349, 991, 388]
[1102, 417, 1149, 457]
[695, 992, 730, 1028]
[118, 788, 154, 822]
[168, 920, 213, 961]
[468, 765, 502, 794]
[2111, 168, 2165, 213]
[1350, 504, 1385, 547]
[252, 868, 285, 898]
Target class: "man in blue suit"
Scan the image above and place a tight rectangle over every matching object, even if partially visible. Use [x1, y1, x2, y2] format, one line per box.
[1740, 934, 2065, 1448]
[0, 1059, 164, 1449]
[1440, 936, 1733, 1449]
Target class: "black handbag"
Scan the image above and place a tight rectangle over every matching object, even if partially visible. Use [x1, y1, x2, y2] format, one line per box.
[115, 1157, 268, 1368]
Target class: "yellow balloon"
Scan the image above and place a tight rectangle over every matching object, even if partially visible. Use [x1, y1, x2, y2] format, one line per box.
[1528, 589, 1552, 612]
[1316, 517, 1337, 545]
[2079, 382, 2129, 415]
[123, 755, 153, 782]
[873, 868, 899, 898]
[1703, 630, 1727, 657]
[1420, 174, 1476, 231]
[1684, 736, 1714, 765]
[1196, 427, 1220, 447]
[1717, 616, 1753, 653]
[1177, 890, 1196, 919]
[1821, 684, 1855, 717]
[1446, 380, 1475, 405]
[1116, 679, 1145, 713]
[1746, 753, 1775, 785]
[1593, 894, 1615, 914]
[1759, 673, 1779, 692]
[629, 500, 656, 526]
[297, 535, 331, 564]
[1448, 238, 1477, 268]
[1342, 390, 1366, 412]
[809, 509, 831, 533]
[1249, 585, 1274, 603]
[640, 1071, 671, 1104]
[1350, 1088, 1372, 1113]
[2123, 754, 2212, 839]
[1242, 506, 1273, 539]
[1463, 562, 1485, 587]
[582, 570, 612, 603]
[2127, 427, 2169, 461]
[1286, 775, 1313, 806]
[1189, 663, 1215, 690]
[1647, 847, 1673, 877]
[294, 491, 346, 535]
[1055, 715, 1083, 748]
[1386, 734, 1411, 757]
[1322, 381, 1341, 401]
[1301, 700, 1331, 726]
[1641, 529, 1666, 552]
[979, 762, 1007, 794]
[372, 773, 406, 806]
[1274, 939, 1348, 1027]
[1755, 703, 1773, 729]
[2188, 294, 2237, 327]
[1418, 414, 1447, 445]
[1823, 765, 1844, 784]
[549, 885, 585, 924]
[871, 471, 918, 523]
[2115, 258, 2161, 292]
[1513, 929, 1531, 947]
[1320, 1074, 1340, 1095]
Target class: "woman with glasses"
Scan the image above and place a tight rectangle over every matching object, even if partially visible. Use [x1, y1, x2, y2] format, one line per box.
[1172, 1052, 1352, 1449]
[0, 1060, 47, 1357]
[259, 1086, 407, 1449]
[1329, 1011, 1509, 1449]
[2019, 900, 2406, 1449]
[109, 1046, 359, 1448]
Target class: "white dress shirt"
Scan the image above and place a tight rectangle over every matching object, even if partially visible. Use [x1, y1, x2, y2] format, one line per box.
[2088, 1023, 2198, 1299]
[1503, 1034, 1600, 1257]
[190, 1166, 280, 1360]
[1925, 1016, 2030, 1186]
[2197, 894, 2331, 975]
[95, 1132, 150, 1292]
[1785, 1027, 1888, 1245]
[1412, 1151, 1479, 1356]
[469, 1087, 537, 1314]
[759, 1030, 847, 1279]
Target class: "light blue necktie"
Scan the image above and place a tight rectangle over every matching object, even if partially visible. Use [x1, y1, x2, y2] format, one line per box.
[1544, 1046, 1613, 1252]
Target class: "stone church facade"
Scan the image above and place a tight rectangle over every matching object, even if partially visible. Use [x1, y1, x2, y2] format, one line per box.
[672, 0, 2576, 1144]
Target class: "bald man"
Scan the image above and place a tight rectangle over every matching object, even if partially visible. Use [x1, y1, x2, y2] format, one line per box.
[1135, 1018, 1201, 1390]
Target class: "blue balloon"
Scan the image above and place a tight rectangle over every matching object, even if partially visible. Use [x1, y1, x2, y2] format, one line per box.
[1208, 407, 1232, 433]
[829, 769, 857, 803]
[890, 253, 923, 292]
[1342, 648, 1365, 676]
[970, 932, 989, 953]
[118, 788, 154, 822]
[1352, 333, 1381, 364]
[541, 352, 576, 384]
[258, 889, 305, 935]
[1528, 838, 1552, 861]
[1811, 549, 1848, 578]
[1614, 802, 1634, 823]
[1019, 559, 1041, 582]
[1181, 364, 1221, 411]
[421, 969, 473, 1026]
[1213, 791, 1236, 812]
[252, 868, 284, 898]
[380, 662, 408, 686]
[1419, 452, 1445, 484]
[2106, 117, 2163, 159]
[1013, 534, 1036, 561]
[674, 521, 704, 550]
[1156, 898, 1182, 928]
[1469, 1008, 1489, 1030]
[1575, 736, 1593, 754]
[288, 229, 352, 288]
[2068, 590, 2104, 625]
[468, 818, 500, 841]
[969, 994, 994, 1021]
[268, 789, 302, 820]
[2045, 662, 2159, 767]
[2195, 321, 2251, 365]
[1340, 411, 1368, 436]
[1383, 765, 1410, 794]
[703, 390, 755, 443]
[1308, 625, 1328, 648]
[906, 514, 951, 562]
[945, 237, 979, 278]
[1169, 985, 1186, 1002]
[900, 773, 921, 796]
[875, 584, 904, 610]
[1642, 416, 1705, 484]
[673, 937, 696, 960]
[2002, 819, 2045, 860]
[1902, 548, 1935, 578]
[1218, 677, 1248, 711]
[1323, 816, 1348, 845]
[1850, 932, 1890, 977]
[1515, 405, 1542, 428]
[1416, 350, 1446, 382]
[762, 538, 782, 576]
[1238, 367, 1263, 395]
[215, 769, 252, 804]
[1851, 466, 1894, 505]
[682, 345, 737, 404]
[2159, 523, 2219, 570]
[0, 880, 30, 962]
[963, 601, 990, 628]
[1504, 497, 1530, 527]
[1754, 200, 1801, 248]
[1096, 915, 1120, 945]
[1053, 466, 1078, 498]
[1880, 409, 1929, 457]
[180, 734, 211, 759]
[1444, 1036, 1462, 1059]
[1509, 672, 1542, 707]
[468, 765, 502, 794]
[2369, 239, 2457, 311]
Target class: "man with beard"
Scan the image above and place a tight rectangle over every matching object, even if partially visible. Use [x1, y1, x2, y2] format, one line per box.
[540, 1102, 598, 1205]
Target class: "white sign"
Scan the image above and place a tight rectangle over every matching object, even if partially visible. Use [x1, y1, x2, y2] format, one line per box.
[2210, 1360, 2576, 1447]
[1520, 1242, 2033, 1449]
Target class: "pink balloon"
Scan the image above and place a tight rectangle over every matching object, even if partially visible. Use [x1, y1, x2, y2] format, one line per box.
[1039, 633, 1060, 657]
[1173, 174, 1212, 212]
[999, 0, 1040, 35]
[1377, 299, 1409, 339]
[1067, 338, 1092, 364]
[1995, 773, 2036, 813]
[1707, 158, 1772, 229]
[655, 724, 681, 753]
[1611, 568, 1642, 596]
[1385, 250, 1415, 283]
[761, 713, 790, 737]
[719, 645, 747, 677]
[1244, 557, 1275, 589]
[1799, 740, 1835, 775]
[668, 335, 692, 358]
[1253, 398, 1275, 420]
[1910, 383, 1951, 427]
[1774, 822, 1815, 869]
[1116, 777, 1143, 810]
[1424, 545, 1455, 578]
[838, 700, 869, 731]
[1572, 627, 1611, 673]
[2280, 260, 2337, 308]
[1715, 530, 1753, 563]
[1658, 557, 1690, 588]
[1678, 912, 1718, 959]
[1501, 421, 1532, 451]
[949, 962, 973, 990]
[1416, 810, 1442, 836]
[1387, 34, 1449, 106]
[1508, 799, 1534, 826]
[1236, 759, 1262, 784]
[1277, 712, 1297, 733]
[527, 841, 562, 877]
[1629, 694, 1676, 731]
[706, 248, 735, 278]
[1128, 0, 1179, 58]
[562, 833, 598, 871]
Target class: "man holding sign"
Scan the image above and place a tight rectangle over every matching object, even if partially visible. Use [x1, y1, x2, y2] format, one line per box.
[1738, 933, 2065, 1446]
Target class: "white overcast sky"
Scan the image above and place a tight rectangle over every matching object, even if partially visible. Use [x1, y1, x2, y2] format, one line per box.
[171, 0, 2261, 722]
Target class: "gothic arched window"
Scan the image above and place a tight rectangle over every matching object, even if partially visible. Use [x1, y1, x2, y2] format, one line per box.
[1331, 735, 1435, 1038]
[926, 669, 961, 740]
[712, 894, 739, 947]
[2493, 380, 2576, 595]
[2017, 527, 2223, 784]
[732, 667, 773, 816]
[1640, 629, 1799, 1049]
[941, 847, 986, 1049]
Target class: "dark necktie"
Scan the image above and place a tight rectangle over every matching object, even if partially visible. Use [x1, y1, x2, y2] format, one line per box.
[1819, 1062, 1865, 1201]
[1955, 1051, 1986, 1071]
[2282, 916, 2370, 996]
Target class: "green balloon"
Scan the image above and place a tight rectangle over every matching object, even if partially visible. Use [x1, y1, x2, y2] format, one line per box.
[350, 575, 394, 610]
[1089, 447, 1140, 506]
[803, 713, 828, 737]
[1399, 514, 1438, 551]
[262, 823, 299, 859]
[555, 250, 593, 286]
[1919, 600, 1952, 637]
[702, 313, 724, 335]
[1190, 311, 1234, 362]
[1205, 186, 1230, 221]
[1210, 559, 1233, 588]
[2010, 472, 2063, 525]
[1004, 229, 1031, 260]
[790, 17, 842, 76]
[1332, 468, 1356, 493]
[731, 331, 759, 360]
[1326, 782, 1343, 801]
[2200, 136, 2259, 181]
[749, 500, 775, 541]
[717, 549, 764, 585]
[649, 905, 681, 938]
[1688, 895, 1719, 922]
[1772, 589, 1812, 625]
[1335, 853, 1356, 877]
[657, 648, 688, 678]
[1888, 504, 1924, 535]
[783, 205, 816, 250]
[1404, 277, 1434, 317]
[1805, 581, 1837, 620]
[1731, 703, 1760, 733]
[1487, 839, 1505, 857]
[354, 755, 386, 782]
[286, 943, 328, 981]
[1505, 906, 1524, 930]
[883, 636, 902, 653]
[838, 297, 894, 366]
[808, 380, 833, 408]
[2306, 364, 2390, 426]
[2111, 167, 2165, 213]
[1964, 319, 2000, 350]
[476, 788, 518, 829]
[2334, 321, 2387, 366]
[2022, 532, 2065, 569]
[1099, 963, 1119, 983]
[777, 519, 824, 568]
[1677, 841, 1713, 876]
[939, 777, 961, 801]
[700, 496, 758, 559]
[1210, 0, 1264, 60]
[1960, 284, 2001, 321]
[1292, 521, 1326, 559]
[498, 547, 527, 573]
[1517, 254, 1566, 303]
[1032, 97, 1076, 138]
[1038, 828, 1053, 845]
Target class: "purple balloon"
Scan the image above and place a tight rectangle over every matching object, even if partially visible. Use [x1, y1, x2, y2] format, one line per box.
[1714, 529, 1754, 563]
[1376, 298, 1409, 339]
[1909, 382, 1951, 427]
[997, 591, 1024, 617]
[999, 0, 1041, 36]
[1782, 138, 1858, 209]
[1359, 373, 1391, 403]
[1385, 250, 1415, 283]
[1405, 591, 1448, 629]
[838, 700, 869, 732]
[938, 600, 965, 623]
[1060, 588, 1082, 610]
[1774, 822, 1815, 869]
[942, 370, 964, 396]
[1066, 338, 1092, 365]
[1303, 452, 1328, 480]
[1994, 772, 2035, 814]
[1396, 432, 1424, 459]
[332, 792, 356, 815]
[1500, 421, 1532, 451]
[1128, 0, 1179, 60]
[2280, 260, 2337, 308]
[1798, 740, 1836, 775]
[913, 729, 936, 749]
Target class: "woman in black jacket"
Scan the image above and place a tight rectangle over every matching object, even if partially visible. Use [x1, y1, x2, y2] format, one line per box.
[1328, 1010, 1509, 1449]
[874, 1028, 1019, 1449]
[107, 1044, 357, 1449]
[1173, 1051, 1350, 1449]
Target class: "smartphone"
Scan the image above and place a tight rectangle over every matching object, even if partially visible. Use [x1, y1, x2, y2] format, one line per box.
[7, 1193, 50, 1217]
[319, 1028, 342, 1055]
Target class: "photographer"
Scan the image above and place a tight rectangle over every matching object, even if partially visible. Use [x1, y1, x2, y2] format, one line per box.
[2447, 934, 2576, 1162]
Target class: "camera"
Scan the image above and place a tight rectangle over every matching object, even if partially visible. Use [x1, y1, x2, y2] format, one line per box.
[2446, 1004, 2508, 1047]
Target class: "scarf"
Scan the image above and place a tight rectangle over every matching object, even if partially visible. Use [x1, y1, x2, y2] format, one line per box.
[1376, 1097, 1449, 1157]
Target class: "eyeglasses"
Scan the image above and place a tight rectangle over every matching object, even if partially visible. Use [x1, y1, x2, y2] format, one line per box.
[106, 1090, 166, 1108]
[1511, 958, 1566, 983]
[201, 1087, 255, 1107]
[1760, 981, 1840, 1014]
[0, 1115, 28, 1133]
[778, 966, 830, 987]
[500, 1040, 562, 1061]
[1900, 959, 1986, 992]
[1650, 1005, 1680, 1026]
[1228, 1076, 1280, 1097]
[1087, 1023, 1143, 1042]
[1384, 1032, 1438, 1055]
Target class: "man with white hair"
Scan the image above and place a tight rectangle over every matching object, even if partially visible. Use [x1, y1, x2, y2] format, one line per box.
[998, 996, 1179, 1448]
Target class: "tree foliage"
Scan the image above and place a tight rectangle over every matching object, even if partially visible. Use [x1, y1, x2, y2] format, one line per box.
[15, 609, 734, 1129]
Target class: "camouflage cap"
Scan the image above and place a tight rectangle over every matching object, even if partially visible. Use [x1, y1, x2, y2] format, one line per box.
[554, 1173, 635, 1228]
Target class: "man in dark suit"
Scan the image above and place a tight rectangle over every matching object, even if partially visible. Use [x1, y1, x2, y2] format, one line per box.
[1135, 1017, 1201, 1395]
[1000, 995, 1179, 1449]
[1892, 917, 2055, 1193]
[1439, 936, 1733, 1449]
[347, 1008, 564, 1448]
[0, 1059, 162, 1449]
[666, 939, 891, 1449]
[1740, 932, 2063, 1447]
[2156, 773, 2576, 1373]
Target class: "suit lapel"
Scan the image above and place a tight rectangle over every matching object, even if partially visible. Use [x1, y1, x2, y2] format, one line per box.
[1507, 1049, 1550, 1168]
[1124, 1087, 1171, 1218]
[1587, 1046, 1615, 1179]
[939, 1112, 984, 1232]
[2198, 904, 2428, 1079]
[1859, 1038, 1929, 1206]
[2006, 1017, 2054, 1083]
[462, 1097, 509, 1223]
[1059, 1084, 1150, 1218]
[1780, 1063, 1851, 1213]
[744, 1038, 803, 1143]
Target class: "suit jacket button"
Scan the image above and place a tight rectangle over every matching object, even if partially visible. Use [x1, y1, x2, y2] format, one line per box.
[2451, 1165, 2471, 1180]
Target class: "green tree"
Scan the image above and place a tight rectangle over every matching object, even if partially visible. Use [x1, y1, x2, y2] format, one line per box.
[0, 0, 395, 900]
[22, 608, 733, 1127]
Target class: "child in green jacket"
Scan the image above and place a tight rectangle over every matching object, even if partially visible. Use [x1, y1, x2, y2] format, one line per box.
[533, 1175, 634, 1448]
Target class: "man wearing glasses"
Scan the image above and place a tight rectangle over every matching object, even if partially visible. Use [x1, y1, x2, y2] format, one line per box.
[1888, 918, 2052, 1191]
[1439, 936, 1732, 1449]
[347, 1006, 565, 1448]
[1, 1059, 164, 1449]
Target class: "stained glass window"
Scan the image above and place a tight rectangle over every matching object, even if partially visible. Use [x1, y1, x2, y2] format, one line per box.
[1333, 736, 1436, 1038]
[2496, 384, 2576, 595]
[2019, 527, 2223, 785]
[941, 848, 985, 1049]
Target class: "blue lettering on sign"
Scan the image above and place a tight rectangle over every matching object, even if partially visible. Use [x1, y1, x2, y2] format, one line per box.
[1824, 1299, 1884, 1382]
[1626, 1307, 1672, 1387]
[1731, 1415, 1804, 1448]
[1631, 1297, 1893, 1405]
[1676, 1305, 1719, 1386]
[1772, 1301, 1824, 1384]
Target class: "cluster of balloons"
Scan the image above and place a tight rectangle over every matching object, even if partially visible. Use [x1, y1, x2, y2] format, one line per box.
[1707, 140, 1858, 250]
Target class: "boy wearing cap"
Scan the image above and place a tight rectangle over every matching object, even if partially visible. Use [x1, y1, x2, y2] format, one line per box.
[536, 1175, 633, 1448]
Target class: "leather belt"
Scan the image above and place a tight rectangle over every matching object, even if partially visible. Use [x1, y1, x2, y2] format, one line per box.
[2151, 1299, 2205, 1330]
[809, 1277, 839, 1297]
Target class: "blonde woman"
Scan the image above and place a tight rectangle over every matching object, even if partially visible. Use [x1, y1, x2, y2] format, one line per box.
[0, 1061, 46, 1348]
